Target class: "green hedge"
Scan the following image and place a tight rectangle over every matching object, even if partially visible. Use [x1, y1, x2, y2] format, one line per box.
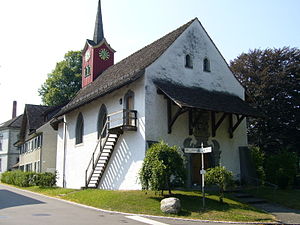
[1, 170, 56, 187]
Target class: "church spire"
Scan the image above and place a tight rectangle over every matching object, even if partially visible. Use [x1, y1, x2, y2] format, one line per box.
[93, 0, 104, 45]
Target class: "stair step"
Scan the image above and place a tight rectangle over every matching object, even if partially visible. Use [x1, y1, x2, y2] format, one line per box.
[101, 152, 110, 157]
[96, 163, 105, 167]
[98, 159, 107, 164]
[103, 146, 113, 149]
[241, 198, 267, 204]
[93, 171, 102, 175]
[105, 142, 115, 146]
[102, 149, 112, 153]
[234, 193, 254, 198]
[107, 138, 117, 142]
[89, 180, 97, 185]
[99, 156, 109, 160]
[109, 134, 118, 138]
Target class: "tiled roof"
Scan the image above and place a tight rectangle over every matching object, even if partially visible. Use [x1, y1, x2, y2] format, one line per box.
[25, 104, 51, 130]
[0, 115, 23, 129]
[56, 18, 196, 117]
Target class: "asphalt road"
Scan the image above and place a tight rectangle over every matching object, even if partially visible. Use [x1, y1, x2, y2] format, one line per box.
[0, 184, 249, 225]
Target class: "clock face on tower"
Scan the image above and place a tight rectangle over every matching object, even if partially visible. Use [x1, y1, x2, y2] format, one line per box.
[99, 48, 110, 60]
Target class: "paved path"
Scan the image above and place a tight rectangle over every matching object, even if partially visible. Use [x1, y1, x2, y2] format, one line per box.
[0, 184, 247, 225]
[252, 203, 300, 224]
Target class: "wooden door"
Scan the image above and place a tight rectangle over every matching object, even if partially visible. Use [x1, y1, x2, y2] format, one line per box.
[191, 153, 211, 185]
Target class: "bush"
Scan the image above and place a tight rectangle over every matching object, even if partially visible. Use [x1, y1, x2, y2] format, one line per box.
[1, 170, 56, 187]
[250, 146, 266, 182]
[37, 172, 56, 187]
[265, 150, 297, 189]
[206, 166, 234, 203]
[139, 141, 186, 195]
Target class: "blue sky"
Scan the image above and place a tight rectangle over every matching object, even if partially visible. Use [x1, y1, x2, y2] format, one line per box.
[0, 0, 299, 122]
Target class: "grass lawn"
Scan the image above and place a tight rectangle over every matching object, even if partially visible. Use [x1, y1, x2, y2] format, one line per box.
[246, 187, 300, 210]
[9, 184, 275, 223]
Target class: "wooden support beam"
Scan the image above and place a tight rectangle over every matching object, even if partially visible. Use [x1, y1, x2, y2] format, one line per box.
[228, 114, 233, 138]
[188, 110, 193, 135]
[211, 112, 227, 137]
[168, 107, 188, 134]
[232, 115, 246, 133]
[167, 99, 172, 133]
[228, 114, 246, 138]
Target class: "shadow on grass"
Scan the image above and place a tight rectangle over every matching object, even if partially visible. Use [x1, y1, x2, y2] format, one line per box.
[150, 191, 264, 216]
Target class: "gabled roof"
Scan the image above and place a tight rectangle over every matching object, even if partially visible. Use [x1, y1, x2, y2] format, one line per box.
[19, 104, 63, 141]
[155, 80, 259, 117]
[25, 104, 51, 131]
[57, 18, 196, 117]
[0, 115, 23, 129]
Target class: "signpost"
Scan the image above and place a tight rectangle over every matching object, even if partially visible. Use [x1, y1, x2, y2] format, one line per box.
[184, 143, 212, 209]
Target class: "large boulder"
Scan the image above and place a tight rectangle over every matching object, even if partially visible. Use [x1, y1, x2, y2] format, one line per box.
[160, 197, 181, 214]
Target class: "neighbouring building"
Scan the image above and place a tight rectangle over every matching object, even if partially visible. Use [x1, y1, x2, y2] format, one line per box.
[16, 104, 63, 173]
[52, 1, 258, 189]
[0, 101, 22, 173]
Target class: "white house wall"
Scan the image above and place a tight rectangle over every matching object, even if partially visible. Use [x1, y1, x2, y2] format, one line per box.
[0, 128, 19, 173]
[37, 122, 57, 173]
[56, 78, 145, 189]
[145, 20, 248, 178]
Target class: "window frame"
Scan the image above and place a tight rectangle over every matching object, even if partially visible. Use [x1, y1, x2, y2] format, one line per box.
[185, 54, 193, 69]
[75, 113, 84, 145]
[203, 58, 211, 72]
[97, 104, 108, 139]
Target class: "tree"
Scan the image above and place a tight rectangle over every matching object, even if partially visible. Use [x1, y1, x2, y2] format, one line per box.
[38, 51, 82, 106]
[230, 47, 300, 156]
[139, 141, 186, 195]
[205, 166, 234, 203]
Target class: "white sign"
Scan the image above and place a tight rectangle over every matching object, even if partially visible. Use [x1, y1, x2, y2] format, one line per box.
[200, 169, 206, 175]
[184, 147, 212, 154]
[202, 147, 212, 153]
[184, 148, 201, 153]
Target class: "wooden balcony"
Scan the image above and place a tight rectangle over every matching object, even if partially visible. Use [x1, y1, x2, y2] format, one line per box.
[107, 109, 137, 134]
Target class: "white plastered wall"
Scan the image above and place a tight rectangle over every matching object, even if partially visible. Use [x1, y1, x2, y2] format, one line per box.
[37, 122, 57, 173]
[56, 78, 146, 189]
[144, 20, 247, 177]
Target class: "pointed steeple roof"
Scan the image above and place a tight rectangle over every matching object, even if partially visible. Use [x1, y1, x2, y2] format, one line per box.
[93, 0, 104, 45]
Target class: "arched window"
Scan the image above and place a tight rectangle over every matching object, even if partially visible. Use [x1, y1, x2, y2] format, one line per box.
[97, 104, 107, 139]
[75, 113, 84, 144]
[203, 58, 211, 72]
[185, 54, 193, 68]
[124, 90, 134, 126]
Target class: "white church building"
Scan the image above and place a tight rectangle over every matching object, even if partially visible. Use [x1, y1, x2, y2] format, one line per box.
[52, 1, 257, 190]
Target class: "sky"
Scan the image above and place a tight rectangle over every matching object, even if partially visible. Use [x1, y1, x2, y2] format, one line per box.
[0, 0, 299, 123]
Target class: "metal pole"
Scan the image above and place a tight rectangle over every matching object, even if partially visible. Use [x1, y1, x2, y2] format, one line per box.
[201, 142, 205, 209]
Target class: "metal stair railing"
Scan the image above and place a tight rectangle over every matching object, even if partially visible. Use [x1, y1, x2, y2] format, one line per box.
[85, 120, 109, 188]
[84, 109, 138, 188]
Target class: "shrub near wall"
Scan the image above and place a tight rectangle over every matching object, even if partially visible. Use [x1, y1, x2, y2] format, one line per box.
[1, 170, 56, 187]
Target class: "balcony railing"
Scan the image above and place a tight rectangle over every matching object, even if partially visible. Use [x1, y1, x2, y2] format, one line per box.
[107, 109, 137, 131]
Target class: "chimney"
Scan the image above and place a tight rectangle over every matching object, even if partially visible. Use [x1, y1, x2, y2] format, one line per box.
[12, 101, 17, 119]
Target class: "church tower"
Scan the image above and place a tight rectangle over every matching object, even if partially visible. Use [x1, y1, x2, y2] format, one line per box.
[82, 0, 115, 88]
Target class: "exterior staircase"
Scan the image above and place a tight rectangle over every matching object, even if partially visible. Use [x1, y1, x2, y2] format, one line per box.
[86, 132, 121, 188]
[85, 109, 137, 189]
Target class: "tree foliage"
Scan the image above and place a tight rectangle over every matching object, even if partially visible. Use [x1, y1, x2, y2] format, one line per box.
[38, 50, 82, 106]
[265, 150, 297, 189]
[250, 146, 266, 182]
[139, 141, 186, 195]
[206, 166, 234, 203]
[230, 47, 300, 155]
